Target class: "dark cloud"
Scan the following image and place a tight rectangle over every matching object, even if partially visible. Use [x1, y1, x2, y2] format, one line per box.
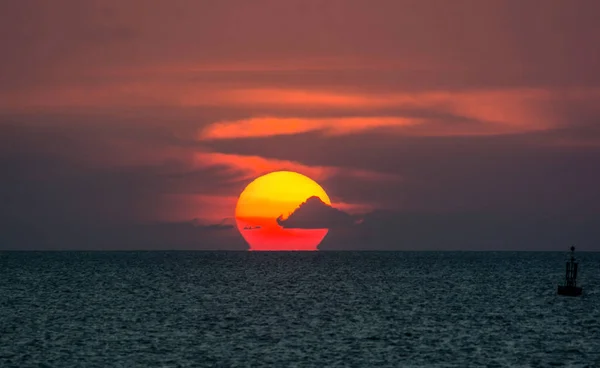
[318, 211, 600, 251]
[207, 126, 600, 215]
[0, 119, 245, 227]
[191, 218, 235, 231]
[0, 113, 251, 250]
[0, 120, 245, 250]
[277, 196, 357, 229]
[0, 220, 247, 251]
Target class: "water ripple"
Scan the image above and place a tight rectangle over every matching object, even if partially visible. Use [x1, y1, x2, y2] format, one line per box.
[1, 251, 599, 367]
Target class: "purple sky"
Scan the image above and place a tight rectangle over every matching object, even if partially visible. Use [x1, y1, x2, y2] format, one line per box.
[1, 0, 599, 250]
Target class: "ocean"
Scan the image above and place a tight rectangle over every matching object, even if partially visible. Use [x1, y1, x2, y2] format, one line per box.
[1, 251, 599, 367]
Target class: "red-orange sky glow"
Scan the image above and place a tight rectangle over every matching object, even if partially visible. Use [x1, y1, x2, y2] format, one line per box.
[1, 0, 600, 250]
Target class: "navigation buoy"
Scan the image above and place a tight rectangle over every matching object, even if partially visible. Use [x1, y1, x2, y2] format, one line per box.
[557, 246, 583, 296]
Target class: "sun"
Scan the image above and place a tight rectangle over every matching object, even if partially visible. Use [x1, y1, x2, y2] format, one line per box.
[235, 171, 331, 251]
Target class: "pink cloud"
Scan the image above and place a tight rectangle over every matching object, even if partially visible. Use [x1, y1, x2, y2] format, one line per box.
[199, 116, 421, 140]
[193, 151, 333, 182]
[189, 151, 397, 217]
[194, 88, 600, 139]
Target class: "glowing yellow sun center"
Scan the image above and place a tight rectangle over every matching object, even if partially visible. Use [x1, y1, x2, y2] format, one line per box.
[235, 171, 331, 220]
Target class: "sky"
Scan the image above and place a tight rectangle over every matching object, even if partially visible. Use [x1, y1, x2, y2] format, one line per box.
[1, 0, 599, 250]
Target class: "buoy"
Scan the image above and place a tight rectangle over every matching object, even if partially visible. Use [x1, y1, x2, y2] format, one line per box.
[557, 246, 583, 296]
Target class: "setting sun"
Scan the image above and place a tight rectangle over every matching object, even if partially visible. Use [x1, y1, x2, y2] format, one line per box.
[235, 171, 331, 251]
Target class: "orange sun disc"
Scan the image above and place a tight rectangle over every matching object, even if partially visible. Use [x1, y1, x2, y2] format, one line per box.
[235, 171, 331, 251]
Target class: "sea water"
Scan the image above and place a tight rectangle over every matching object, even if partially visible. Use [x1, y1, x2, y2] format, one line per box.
[1, 251, 599, 367]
